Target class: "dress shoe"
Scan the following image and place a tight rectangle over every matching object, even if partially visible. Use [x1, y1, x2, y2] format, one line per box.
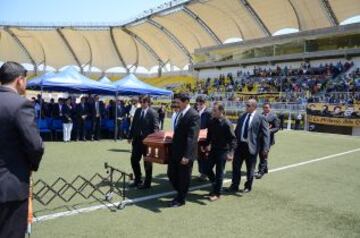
[243, 188, 251, 193]
[197, 174, 208, 181]
[255, 173, 264, 179]
[138, 184, 151, 190]
[129, 181, 142, 188]
[169, 200, 185, 208]
[225, 186, 239, 193]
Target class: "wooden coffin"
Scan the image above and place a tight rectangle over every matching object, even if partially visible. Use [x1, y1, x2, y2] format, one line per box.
[143, 129, 208, 164]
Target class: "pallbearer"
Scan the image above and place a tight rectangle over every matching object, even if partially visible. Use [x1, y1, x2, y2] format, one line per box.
[203, 102, 236, 201]
[168, 93, 200, 207]
[128, 95, 159, 189]
[195, 95, 212, 181]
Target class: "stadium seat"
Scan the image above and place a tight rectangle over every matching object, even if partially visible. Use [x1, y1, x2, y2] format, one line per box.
[36, 119, 53, 141]
[51, 119, 63, 140]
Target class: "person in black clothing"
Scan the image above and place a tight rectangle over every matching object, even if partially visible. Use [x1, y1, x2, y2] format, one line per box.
[168, 93, 200, 207]
[76, 97, 89, 141]
[256, 103, 280, 179]
[128, 95, 159, 189]
[91, 95, 105, 141]
[157, 104, 166, 130]
[115, 100, 126, 139]
[202, 102, 236, 201]
[52, 98, 65, 120]
[196, 95, 212, 180]
[0, 62, 44, 238]
[278, 112, 285, 130]
[46, 98, 55, 118]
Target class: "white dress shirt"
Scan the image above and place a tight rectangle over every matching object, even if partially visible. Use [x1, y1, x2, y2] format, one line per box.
[240, 110, 257, 142]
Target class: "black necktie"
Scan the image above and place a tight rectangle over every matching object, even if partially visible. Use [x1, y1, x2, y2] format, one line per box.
[175, 112, 183, 128]
[141, 110, 145, 121]
[243, 113, 250, 139]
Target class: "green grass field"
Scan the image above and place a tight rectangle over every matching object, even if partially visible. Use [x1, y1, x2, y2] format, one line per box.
[31, 128, 360, 238]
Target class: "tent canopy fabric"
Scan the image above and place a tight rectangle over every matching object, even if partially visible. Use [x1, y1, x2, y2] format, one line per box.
[114, 74, 173, 96]
[1, 0, 359, 71]
[27, 67, 117, 95]
[27, 69, 172, 95]
[98, 76, 113, 84]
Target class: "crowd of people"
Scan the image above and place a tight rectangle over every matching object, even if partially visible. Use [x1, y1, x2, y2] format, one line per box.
[191, 61, 360, 104]
[30, 94, 166, 142]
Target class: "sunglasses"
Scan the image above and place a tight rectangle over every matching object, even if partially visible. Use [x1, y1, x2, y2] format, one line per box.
[246, 104, 251, 107]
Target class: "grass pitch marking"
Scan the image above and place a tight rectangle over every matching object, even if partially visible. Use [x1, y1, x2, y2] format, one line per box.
[34, 147, 360, 223]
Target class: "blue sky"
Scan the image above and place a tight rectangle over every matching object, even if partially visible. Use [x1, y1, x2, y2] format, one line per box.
[0, 0, 170, 25]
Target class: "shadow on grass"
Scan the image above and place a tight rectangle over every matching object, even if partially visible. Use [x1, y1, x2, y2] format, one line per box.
[34, 170, 247, 217]
[108, 148, 131, 153]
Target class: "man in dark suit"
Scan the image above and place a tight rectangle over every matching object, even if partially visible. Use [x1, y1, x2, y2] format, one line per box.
[256, 103, 280, 179]
[76, 97, 89, 141]
[90, 95, 105, 141]
[228, 99, 270, 193]
[196, 95, 212, 180]
[128, 95, 159, 189]
[168, 93, 200, 207]
[157, 104, 166, 130]
[0, 62, 44, 238]
[52, 98, 65, 120]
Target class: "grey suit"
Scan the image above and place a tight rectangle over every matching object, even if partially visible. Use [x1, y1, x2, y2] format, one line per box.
[265, 112, 280, 146]
[231, 111, 270, 190]
[0, 86, 44, 238]
[258, 112, 280, 174]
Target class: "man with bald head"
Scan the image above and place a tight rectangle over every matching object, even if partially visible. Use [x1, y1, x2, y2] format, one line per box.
[227, 99, 270, 193]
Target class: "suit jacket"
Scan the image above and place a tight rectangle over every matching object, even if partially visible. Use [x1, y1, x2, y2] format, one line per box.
[234, 112, 270, 155]
[62, 104, 74, 123]
[171, 108, 200, 162]
[199, 108, 212, 129]
[76, 103, 89, 119]
[0, 86, 44, 203]
[263, 112, 279, 145]
[129, 107, 159, 140]
[52, 103, 65, 120]
[90, 101, 106, 120]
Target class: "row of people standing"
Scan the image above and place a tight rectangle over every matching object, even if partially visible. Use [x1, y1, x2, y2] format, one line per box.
[51, 95, 106, 142]
[127, 92, 279, 207]
[35, 96, 141, 142]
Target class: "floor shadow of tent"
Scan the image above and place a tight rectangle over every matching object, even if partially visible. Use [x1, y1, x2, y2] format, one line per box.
[108, 148, 131, 153]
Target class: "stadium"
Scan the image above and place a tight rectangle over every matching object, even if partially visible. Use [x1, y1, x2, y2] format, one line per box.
[0, 0, 360, 237]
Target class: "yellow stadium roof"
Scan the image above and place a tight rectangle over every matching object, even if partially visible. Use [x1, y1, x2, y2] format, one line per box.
[0, 0, 359, 73]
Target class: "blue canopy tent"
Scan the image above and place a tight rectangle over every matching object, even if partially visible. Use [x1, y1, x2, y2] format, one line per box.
[113, 74, 173, 96]
[98, 76, 113, 85]
[27, 67, 117, 95]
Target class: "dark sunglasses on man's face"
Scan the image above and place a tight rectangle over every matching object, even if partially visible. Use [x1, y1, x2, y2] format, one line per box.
[246, 104, 251, 107]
